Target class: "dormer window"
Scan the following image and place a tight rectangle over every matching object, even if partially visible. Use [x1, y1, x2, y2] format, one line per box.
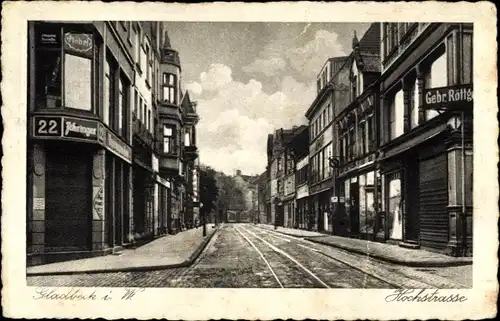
[162, 73, 177, 104]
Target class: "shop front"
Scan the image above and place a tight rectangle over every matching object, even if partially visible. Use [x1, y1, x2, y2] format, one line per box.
[27, 115, 133, 265]
[338, 166, 381, 240]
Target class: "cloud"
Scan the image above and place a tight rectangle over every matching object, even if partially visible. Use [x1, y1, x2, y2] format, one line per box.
[185, 81, 203, 96]
[193, 64, 313, 175]
[199, 63, 233, 92]
[241, 57, 287, 77]
[242, 29, 346, 79]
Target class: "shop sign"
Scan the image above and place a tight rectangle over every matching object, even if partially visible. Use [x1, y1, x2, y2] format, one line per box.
[40, 33, 59, 45]
[33, 197, 45, 211]
[33, 116, 63, 137]
[331, 196, 338, 203]
[339, 196, 345, 203]
[105, 130, 132, 163]
[64, 33, 93, 58]
[63, 117, 98, 141]
[423, 84, 473, 110]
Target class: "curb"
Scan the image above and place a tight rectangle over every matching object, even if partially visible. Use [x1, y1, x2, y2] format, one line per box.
[259, 226, 472, 268]
[27, 227, 220, 276]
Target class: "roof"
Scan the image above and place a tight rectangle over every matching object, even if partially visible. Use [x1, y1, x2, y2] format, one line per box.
[181, 90, 195, 114]
[353, 23, 381, 73]
[357, 23, 381, 54]
[359, 53, 381, 73]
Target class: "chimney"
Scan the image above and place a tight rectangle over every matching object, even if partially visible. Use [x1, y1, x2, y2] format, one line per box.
[236, 169, 242, 176]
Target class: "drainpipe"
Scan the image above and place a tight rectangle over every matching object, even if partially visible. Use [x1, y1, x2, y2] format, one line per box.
[459, 23, 467, 256]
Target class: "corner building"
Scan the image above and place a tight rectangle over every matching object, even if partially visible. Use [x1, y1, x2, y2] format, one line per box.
[378, 23, 473, 256]
[27, 21, 135, 265]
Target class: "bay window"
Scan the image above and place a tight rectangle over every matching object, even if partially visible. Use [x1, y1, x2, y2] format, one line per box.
[163, 73, 177, 104]
[34, 23, 97, 111]
[163, 125, 175, 154]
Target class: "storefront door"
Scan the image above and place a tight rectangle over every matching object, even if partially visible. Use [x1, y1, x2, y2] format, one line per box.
[404, 156, 420, 243]
[349, 182, 360, 236]
[45, 146, 92, 251]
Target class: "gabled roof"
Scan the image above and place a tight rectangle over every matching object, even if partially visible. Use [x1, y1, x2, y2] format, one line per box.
[352, 23, 381, 73]
[181, 90, 196, 114]
[357, 23, 381, 55]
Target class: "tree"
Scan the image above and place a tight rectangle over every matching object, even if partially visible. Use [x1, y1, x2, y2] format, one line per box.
[199, 165, 219, 236]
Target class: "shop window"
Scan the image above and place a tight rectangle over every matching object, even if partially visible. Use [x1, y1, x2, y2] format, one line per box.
[163, 73, 177, 104]
[163, 125, 175, 154]
[387, 173, 403, 240]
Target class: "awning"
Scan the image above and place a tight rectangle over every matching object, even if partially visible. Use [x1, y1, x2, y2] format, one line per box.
[380, 123, 448, 161]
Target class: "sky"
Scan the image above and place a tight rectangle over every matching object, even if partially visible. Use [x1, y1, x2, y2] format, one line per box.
[163, 22, 372, 176]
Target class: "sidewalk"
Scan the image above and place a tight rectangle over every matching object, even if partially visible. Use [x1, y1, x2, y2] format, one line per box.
[257, 224, 472, 267]
[27, 225, 217, 276]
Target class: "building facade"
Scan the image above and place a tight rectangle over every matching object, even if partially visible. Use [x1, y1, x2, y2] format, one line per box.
[305, 57, 348, 232]
[378, 23, 473, 256]
[27, 21, 199, 266]
[334, 23, 382, 240]
[290, 126, 310, 230]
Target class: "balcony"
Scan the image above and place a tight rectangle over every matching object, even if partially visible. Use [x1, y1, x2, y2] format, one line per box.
[184, 145, 198, 162]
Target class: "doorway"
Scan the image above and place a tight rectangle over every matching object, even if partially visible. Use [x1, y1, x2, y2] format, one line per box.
[45, 145, 92, 251]
[349, 181, 360, 236]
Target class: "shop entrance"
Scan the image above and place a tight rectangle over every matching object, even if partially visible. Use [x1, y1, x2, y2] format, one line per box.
[349, 182, 360, 236]
[45, 145, 92, 251]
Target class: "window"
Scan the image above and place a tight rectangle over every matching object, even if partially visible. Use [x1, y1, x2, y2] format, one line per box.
[103, 57, 115, 126]
[143, 102, 147, 128]
[389, 89, 404, 139]
[145, 42, 151, 85]
[135, 27, 141, 69]
[425, 52, 447, 120]
[184, 128, 191, 146]
[34, 25, 97, 111]
[349, 126, 355, 160]
[367, 115, 374, 152]
[163, 125, 175, 154]
[163, 73, 177, 104]
[134, 90, 138, 117]
[462, 32, 473, 85]
[277, 156, 282, 172]
[359, 119, 366, 155]
[147, 110, 151, 132]
[118, 76, 125, 136]
[410, 78, 419, 129]
[139, 96, 143, 122]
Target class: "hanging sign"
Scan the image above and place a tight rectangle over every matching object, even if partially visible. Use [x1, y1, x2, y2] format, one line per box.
[64, 33, 93, 58]
[423, 84, 473, 111]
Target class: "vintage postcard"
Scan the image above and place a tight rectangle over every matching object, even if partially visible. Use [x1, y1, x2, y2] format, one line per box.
[1, 1, 498, 320]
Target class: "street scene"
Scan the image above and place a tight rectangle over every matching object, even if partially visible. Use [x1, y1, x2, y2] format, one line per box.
[28, 224, 471, 288]
[26, 21, 473, 288]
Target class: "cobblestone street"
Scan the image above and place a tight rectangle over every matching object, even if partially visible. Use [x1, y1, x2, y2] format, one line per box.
[27, 224, 470, 288]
